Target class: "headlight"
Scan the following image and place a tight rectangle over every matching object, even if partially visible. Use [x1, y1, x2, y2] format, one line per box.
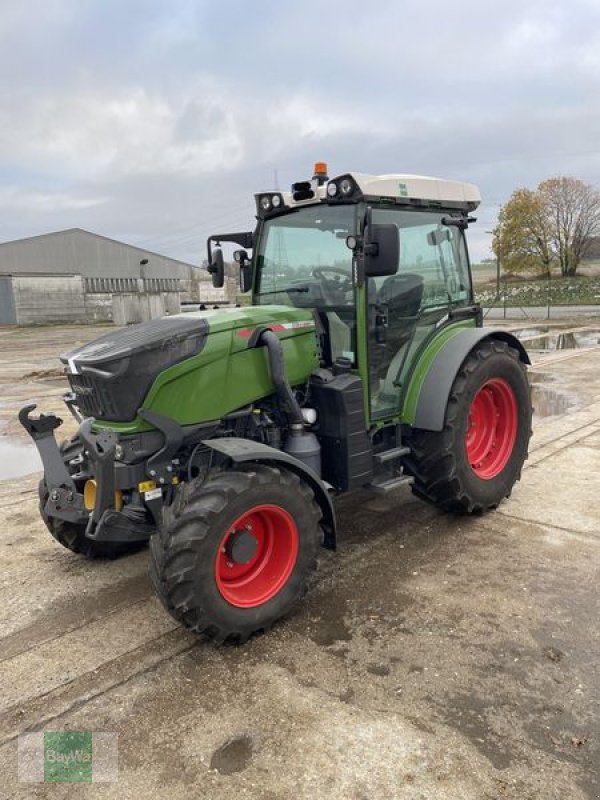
[260, 195, 272, 211]
[327, 173, 360, 201]
[271, 194, 281, 208]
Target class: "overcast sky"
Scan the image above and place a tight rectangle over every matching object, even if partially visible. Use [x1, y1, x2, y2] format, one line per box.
[1, 0, 600, 262]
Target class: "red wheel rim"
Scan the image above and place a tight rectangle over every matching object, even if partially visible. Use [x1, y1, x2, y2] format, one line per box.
[215, 504, 299, 608]
[465, 378, 518, 480]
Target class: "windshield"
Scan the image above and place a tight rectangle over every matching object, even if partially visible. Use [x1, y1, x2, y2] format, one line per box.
[255, 204, 356, 309]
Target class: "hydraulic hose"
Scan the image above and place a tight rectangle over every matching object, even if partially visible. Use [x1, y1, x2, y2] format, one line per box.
[258, 330, 304, 426]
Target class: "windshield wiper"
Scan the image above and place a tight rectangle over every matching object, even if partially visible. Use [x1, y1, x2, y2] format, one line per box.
[257, 287, 309, 296]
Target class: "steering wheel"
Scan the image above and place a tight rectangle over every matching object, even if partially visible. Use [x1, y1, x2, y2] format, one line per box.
[313, 267, 352, 304]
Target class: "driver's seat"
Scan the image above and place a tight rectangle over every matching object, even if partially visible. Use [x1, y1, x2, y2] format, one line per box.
[374, 273, 424, 404]
[377, 273, 424, 321]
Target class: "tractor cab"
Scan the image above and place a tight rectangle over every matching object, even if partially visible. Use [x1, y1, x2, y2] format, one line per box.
[208, 163, 481, 422]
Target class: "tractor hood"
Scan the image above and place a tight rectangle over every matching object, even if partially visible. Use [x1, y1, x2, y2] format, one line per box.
[61, 306, 317, 423]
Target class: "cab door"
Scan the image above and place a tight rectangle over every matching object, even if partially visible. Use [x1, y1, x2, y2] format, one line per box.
[366, 207, 472, 420]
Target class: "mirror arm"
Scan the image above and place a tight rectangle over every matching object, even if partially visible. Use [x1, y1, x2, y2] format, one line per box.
[441, 215, 477, 229]
[208, 231, 254, 248]
[207, 231, 254, 264]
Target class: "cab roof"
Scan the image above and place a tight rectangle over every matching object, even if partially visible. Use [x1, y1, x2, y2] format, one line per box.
[255, 170, 481, 217]
[347, 173, 480, 208]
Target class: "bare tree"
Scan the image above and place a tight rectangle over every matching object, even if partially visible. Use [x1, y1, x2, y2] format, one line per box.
[539, 177, 600, 276]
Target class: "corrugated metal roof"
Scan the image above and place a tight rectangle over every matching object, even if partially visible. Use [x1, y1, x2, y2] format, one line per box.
[0, 228, 200, 279]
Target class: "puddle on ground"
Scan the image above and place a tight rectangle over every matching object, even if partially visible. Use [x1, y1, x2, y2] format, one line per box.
[209, 735, 254, 775]
[528, 370, 575, 421]
[309, 613, 352, 646]
[516, 326, 552, 338]
[527, 368, 579, 421]
[517, 330, 600, 350]
[531, 385, 573, 421]
[0, 437, 41, 480]
[306, 591, 353, 646]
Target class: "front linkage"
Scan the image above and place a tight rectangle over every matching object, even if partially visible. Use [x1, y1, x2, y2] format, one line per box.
[20, 404, 156, 548]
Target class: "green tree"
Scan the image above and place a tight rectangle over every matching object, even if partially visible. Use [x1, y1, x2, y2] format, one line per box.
[494, 177, 600, 277]
[492, 188, 552, 275]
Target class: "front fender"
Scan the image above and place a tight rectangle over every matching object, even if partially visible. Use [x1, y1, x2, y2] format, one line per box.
[201, 437, 337, 549]
[411, 329, 530, 432]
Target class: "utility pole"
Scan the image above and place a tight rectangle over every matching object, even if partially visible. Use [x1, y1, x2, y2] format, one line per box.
[485, 230, 501, 301]
[496, 244, 501, 297]
[273, 229, 289, 273]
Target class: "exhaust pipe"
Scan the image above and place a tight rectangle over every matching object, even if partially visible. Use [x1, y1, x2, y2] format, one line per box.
[258, 329, 321, 476]
[258, 330, 304, 425]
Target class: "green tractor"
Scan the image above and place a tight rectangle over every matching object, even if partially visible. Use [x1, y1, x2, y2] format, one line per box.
[20, 163, 532, 643]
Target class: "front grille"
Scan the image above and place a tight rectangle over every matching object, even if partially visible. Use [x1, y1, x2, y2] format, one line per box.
[68, 373, 121, 419]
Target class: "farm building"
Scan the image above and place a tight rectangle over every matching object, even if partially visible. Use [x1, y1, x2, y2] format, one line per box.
[0, 228, 227, 326]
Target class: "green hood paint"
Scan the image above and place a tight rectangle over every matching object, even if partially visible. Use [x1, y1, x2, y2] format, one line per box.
[95, 305, 318, 434]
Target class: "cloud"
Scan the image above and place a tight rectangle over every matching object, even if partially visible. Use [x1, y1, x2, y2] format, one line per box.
[1, 0, 600, 261]
[0, 187, 108, 212]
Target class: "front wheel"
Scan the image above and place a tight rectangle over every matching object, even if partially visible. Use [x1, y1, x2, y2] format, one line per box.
[150, 464, 322, 643]
[406, 339, 532, 512]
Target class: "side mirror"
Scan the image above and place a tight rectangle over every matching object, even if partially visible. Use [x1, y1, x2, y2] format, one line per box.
[234, 249, 252, 293]
[207, 247, 224, 288]
[364, 223, 399, 277]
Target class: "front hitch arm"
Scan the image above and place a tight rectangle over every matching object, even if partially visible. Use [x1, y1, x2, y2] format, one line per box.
[20, 406, 138, 541]
[19, 404, 75, 491]
[18, 404, 87, 523]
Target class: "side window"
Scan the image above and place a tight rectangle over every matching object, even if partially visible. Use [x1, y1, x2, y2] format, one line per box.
[371, 209, 471, 311]
[412, 224, 470, 309]
[367, 208, 472, 420]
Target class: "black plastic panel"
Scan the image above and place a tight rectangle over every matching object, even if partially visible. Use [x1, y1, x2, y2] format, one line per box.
[62, 316, 209, 365]
[310, 372, 373, 491]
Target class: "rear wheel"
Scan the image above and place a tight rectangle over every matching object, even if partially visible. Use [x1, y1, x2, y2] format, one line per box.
[407, 339, 532, 512]
[38, 436, 143, 559]
[150, 464, 322, 643]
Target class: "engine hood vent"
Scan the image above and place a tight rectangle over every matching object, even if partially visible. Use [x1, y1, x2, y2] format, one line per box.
[61, 315, 209, 422]
[62, 315, 209, 369]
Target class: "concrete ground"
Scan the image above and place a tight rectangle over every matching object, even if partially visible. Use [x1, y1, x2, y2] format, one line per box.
[0, 320, 599, 799]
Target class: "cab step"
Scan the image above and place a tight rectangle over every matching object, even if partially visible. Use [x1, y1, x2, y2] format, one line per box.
[368, 474, 412, 494]
[374, 446, 410, 464]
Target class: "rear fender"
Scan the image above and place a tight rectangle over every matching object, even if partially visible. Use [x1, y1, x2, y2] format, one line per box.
[201, 437, 336, 549]
[412, 329, 530, 432]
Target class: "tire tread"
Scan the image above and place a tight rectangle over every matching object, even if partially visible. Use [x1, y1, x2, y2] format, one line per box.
[406, 341, 531, 513]
[150, 464, 321, 643]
